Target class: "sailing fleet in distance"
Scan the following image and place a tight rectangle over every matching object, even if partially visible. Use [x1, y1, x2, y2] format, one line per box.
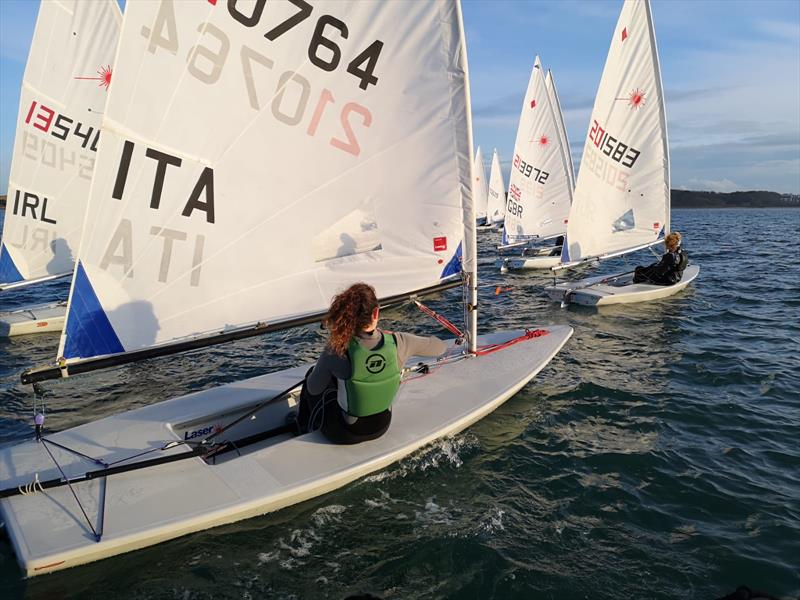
[0, 0, 696, 577]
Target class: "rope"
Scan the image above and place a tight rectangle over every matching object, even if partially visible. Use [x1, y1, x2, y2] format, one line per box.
[413, 299, 464, 338]
[471, 329, 549, 356]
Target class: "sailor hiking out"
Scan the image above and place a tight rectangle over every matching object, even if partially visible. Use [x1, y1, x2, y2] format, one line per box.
[633, 231, 689, 286]
[297, 283, 447, 444]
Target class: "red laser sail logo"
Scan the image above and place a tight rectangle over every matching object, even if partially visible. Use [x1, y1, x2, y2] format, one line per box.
[628, 88, 645, 109]
[75, 65, 112, 90]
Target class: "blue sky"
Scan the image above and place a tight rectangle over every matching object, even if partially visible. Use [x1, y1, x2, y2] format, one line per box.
[1, 0, 798, 194]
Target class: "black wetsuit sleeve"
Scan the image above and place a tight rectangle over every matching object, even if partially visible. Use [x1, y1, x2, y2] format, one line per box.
[652, 252, 676, 277]
[307, 349, 351, 395]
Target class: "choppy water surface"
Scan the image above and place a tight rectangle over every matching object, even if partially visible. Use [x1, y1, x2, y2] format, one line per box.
[0, 209, 798, 599]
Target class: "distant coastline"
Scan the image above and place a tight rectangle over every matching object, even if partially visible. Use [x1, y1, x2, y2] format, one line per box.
[1, 191, 799, 211]
[672, 190, 799, 209]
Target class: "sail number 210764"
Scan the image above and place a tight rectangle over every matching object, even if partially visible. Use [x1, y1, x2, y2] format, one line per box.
[140, 0, 382, 157]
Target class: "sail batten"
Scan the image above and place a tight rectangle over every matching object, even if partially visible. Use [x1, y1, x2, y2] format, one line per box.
[50, 0, 473, 367]
[561, 0, 669, 265]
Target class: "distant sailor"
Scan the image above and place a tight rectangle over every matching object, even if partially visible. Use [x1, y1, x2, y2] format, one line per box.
[633, 231, 688, 286]
[296, 283, 447, 444]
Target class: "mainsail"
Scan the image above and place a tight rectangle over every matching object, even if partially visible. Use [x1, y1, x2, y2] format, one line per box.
[487, 149, 506, 225]
[502, 56, 572, 245]
[561, 0, 669, 266]
[51, 0, 474, 368]
[473, 146, 489, 223]
[0, 0, 121, 290]
[545, 69, 575, 191]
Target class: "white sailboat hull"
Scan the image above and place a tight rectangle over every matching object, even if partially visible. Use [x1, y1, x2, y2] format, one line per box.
[0, 301, 67, 337]
[499, 250, 562, 272]
[545, 265, 699, 306]
[0, 327, 572, 577]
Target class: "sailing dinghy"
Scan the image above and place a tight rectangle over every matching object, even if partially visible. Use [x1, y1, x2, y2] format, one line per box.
[474, 145, 491, 227]
[0, 0, 121, 336]
[2, 0, 571, 577]
[498, 57, 573, 271]
[484, 148, 506, 229]
[545, 0, 698, 306]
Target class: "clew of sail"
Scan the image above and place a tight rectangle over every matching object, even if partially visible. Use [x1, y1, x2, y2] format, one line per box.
[487, 149, 506, 225]
[560, 0, 669, 267]
[502, 56, 572, 246]
[54, 0, 474, 365]
[0, 0, 121, 290]
[473, 146, 489, 223]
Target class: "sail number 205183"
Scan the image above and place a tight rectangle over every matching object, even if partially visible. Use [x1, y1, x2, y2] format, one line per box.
[140, 0, 382, 157]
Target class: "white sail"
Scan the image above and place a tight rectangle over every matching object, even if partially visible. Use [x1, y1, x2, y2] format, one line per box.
[56, 0, 473, 363]
[0, 0, 122, 289]
[561, 0, 669, 265]
[502, 56, 572, 245]
[487, 149, 506, 225]
[545, 69, 575, 190]
[473, 145, 489, 222]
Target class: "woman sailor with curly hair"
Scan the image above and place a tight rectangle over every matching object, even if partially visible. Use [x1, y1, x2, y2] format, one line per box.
[296, 282, 447, 444]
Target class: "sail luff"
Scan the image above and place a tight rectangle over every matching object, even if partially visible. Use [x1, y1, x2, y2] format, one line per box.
[644, 0, 671, 235]
[547, 69, 575, 189]
[454, 0, 477, 352]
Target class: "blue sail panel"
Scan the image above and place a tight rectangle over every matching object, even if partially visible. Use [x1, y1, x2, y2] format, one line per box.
[561, 235, 571, 263]
[63, 262, 124, 359]
[440, 241, 462, 278]
[0, 243, 24, 284]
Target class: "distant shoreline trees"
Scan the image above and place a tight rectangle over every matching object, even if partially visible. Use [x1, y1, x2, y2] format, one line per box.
[1, 191, 799, 211]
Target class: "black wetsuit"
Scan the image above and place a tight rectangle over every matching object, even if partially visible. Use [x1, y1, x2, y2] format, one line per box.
[633, 248, 688, 285]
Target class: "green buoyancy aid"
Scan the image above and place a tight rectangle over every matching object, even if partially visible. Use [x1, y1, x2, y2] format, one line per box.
[343, 332, 401, 417]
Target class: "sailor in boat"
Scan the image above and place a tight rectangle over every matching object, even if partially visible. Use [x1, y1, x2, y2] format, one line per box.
[296, 283, 447, 444]
[632, 231, 689, 286]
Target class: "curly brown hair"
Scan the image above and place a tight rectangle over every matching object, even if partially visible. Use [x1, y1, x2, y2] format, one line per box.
[325, 283, 379, 356]
[665, 231, 681, 251]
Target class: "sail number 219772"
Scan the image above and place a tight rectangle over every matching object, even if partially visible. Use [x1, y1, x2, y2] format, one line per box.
[140, 0, 383, 157]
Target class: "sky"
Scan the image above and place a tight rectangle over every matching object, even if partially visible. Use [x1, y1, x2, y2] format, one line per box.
[0, 0, 798, 194]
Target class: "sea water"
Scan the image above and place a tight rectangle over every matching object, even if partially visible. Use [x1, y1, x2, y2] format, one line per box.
[1, 208, 798, 599]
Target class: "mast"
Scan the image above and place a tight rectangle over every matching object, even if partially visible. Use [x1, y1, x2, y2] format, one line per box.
[645, 0, 671, 236]
[456, 0, 477, 353]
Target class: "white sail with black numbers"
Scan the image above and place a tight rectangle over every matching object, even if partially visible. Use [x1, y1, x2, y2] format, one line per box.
[487, 149, 505, 225]
[473, 146, 489, 223]
[0, 0, 121, 290]
[56, 0, 474, 364]
[502, 56, 572, 245]
[560, 0, 669, 266]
